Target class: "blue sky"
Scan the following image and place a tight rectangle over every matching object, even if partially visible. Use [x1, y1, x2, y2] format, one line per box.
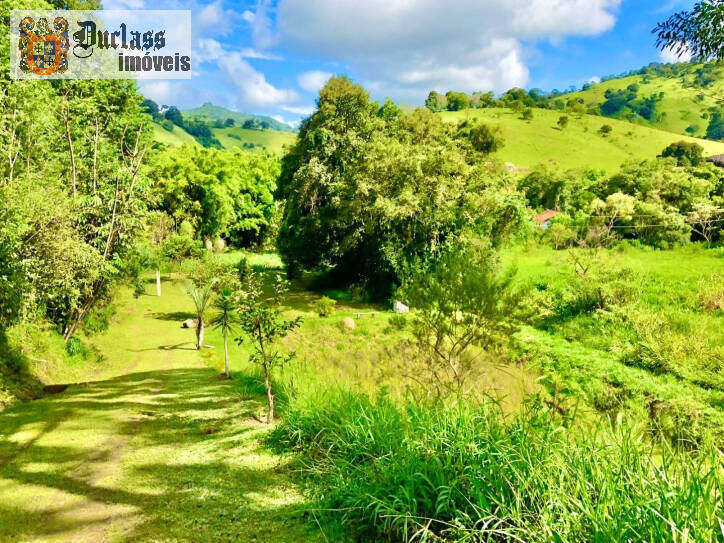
[104, 0, 696, 127]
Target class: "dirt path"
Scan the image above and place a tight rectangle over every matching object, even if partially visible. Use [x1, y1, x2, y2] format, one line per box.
[0, 279, 324, 542]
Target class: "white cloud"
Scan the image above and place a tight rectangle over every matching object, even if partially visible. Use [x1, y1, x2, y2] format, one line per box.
[139, 81, 173, 104]
[246, 0, 623, 101]
[282, 104, 316, 115]
[219, 52, 299, 107]
[297, 70, 333, 93]
[660, 45, 692, 64]
[587, 76, 601, 84]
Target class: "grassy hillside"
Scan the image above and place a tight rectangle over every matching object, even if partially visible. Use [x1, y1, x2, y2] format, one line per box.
[212, 126, 297, 155]
[439, 107, 724, 172]
[152, 123, 199, 148]
[564, 63, 724, 138]
[183, 102, 294, 133]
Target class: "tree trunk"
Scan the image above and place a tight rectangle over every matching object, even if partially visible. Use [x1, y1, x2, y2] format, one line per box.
[196, 320, 204, 350]
[265, 372, 274, 423]
[223, 329, 230, 378]
[156, 269, 162, 297]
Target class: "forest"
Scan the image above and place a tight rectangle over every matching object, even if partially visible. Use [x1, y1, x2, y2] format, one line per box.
[1, 0, 723, 542]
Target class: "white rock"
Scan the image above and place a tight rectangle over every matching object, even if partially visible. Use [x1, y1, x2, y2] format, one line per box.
[393, 301, 409, 314]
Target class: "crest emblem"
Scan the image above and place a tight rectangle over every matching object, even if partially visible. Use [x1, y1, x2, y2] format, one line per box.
[18, 16, 69, 75]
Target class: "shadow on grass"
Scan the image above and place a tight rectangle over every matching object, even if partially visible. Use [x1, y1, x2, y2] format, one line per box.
[0, 368, 322, 542]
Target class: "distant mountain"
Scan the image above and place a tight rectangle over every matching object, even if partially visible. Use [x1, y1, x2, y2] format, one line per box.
[182, 103, 295, 133]
[561, 61, 724, 140]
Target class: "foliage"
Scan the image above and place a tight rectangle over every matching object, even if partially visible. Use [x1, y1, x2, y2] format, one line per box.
[598, 124, 613, 136]
[185, 279, 217, 350]
[149, 146, 279, 247]
[659, 140, 705, 166]
[271, 389, 723, 542]
[398, 245, 521, 395]
[278, 77, 528, 297]
[1, 63, 154, 340]
[654, 0, 724, 61]
[210, 289, 238, 378]
[315, 296, 337, 318]
[235, 274, 302, 422]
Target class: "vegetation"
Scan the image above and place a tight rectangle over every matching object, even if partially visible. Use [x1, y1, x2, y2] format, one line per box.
[2, 3, 724, 539]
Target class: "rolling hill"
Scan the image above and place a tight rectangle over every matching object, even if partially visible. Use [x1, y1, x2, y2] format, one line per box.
[183, 102, 295, 133]
[439, 107, 724, 172]
[211, 126, 296, 154]
[562, 62, 724, 139]
[152, 123, 199, 148]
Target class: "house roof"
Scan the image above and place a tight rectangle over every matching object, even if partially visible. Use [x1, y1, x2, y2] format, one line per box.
[535, 210, 561, 223]
[706, 154, 724, 168]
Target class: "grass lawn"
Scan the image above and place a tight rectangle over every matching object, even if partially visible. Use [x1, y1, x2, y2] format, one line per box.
[0, 277, 325, 542]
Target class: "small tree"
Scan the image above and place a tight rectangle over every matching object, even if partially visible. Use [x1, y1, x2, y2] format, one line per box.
[599, 124, 613, 137]
[147, 212, 174, 297]
[557, 115, 569, 130]
[687, 203, 723, 242]
[186, 279, 217, 350]
[521, 108, 534, 121]
[211, 289, 237, 378]
[399, 245, 521, 397]
[236, 274, 301, 423]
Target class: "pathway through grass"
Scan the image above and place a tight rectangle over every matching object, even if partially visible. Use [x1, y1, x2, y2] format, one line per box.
[0, 278, 324, 542]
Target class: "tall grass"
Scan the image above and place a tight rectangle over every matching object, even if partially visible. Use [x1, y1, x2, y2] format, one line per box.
[271, 389, 723, 542]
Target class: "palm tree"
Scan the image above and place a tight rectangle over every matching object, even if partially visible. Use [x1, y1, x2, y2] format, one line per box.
[210, 289, 237, 378]
[185, 279, 217, 350]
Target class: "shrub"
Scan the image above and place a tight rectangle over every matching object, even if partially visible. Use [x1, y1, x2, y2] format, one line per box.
[658, 141, 705, 166]
[315, 296, 337, 317]
[65, 336, 84, 357]
[598, 124, 613, 137]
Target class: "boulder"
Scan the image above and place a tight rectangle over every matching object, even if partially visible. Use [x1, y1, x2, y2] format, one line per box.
[393, 301, 409, 314]
[182, 318, 198, 329]
[341, 317, 356, 330]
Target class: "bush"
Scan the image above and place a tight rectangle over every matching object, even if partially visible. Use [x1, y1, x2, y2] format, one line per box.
[65, 336, 84, 357]
[315, 296, 337, 317]
[659, 141, 705, 166]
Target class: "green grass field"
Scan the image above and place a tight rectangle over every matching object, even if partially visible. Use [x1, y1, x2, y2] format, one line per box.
[2, 245, 722, 540]
[439, 108, 724, 172]
[0, 274, 325, 542]
[212, 127, 297, 155]
[565, 64, 724, 138]
[151, 123, 199, 148]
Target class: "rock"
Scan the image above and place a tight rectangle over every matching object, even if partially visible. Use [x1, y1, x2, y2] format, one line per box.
[341, 317, 356, 330]
[393, 301, 409, 314]
[182, 318, 198, 329]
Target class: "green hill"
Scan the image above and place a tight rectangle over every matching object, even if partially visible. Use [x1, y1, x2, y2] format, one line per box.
[562, 62, 724, 139]
[152, 123, 199, 148]
[439, 108, 724, 172]
[151, 122, 295, 154]
[183, 102, 294, 133]
[212, 126, 296, 154]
